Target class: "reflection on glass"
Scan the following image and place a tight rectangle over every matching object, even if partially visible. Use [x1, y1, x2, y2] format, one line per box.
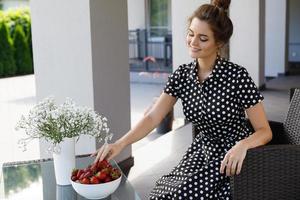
[56, 185, 76, 200]
[3, 164, 41, 197]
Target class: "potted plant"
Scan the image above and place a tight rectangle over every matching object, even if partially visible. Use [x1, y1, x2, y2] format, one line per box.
[15, 96, 112, 185]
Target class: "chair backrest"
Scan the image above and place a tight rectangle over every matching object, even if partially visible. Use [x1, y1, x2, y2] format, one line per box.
[283, 88, 300, 145]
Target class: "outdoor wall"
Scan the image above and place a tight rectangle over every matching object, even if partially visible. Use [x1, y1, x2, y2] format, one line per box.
[127, 0, 146, 30]
[171, 0, 209, 69]
[31, 0, 131, 162]
[289, 0, 300, 62]
[265, 0, 287, 77]
[230, 0, 265, 87]
[31, 0, 95, 158]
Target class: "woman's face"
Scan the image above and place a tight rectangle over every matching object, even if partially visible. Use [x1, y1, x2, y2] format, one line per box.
[186, 17, 219, 59]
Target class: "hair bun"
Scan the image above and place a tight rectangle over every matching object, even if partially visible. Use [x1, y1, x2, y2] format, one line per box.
[212, 0, 231, 11]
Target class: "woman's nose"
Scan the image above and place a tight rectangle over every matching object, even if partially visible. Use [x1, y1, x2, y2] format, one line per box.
[190, 36, 199, 46]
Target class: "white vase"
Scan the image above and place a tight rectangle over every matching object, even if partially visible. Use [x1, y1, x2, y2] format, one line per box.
[53, 138, 75, 185]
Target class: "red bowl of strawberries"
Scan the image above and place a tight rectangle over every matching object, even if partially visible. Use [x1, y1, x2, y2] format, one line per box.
[70, 159, 122, 199]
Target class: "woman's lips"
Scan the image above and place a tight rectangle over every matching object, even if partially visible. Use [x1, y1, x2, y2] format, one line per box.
[189, 47, 201, 52]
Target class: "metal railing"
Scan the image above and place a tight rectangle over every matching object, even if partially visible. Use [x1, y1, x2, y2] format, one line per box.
[129, 29, 172, 72]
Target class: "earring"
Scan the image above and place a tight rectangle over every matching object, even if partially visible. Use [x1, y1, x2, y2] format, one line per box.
[217, 48, 221, 58]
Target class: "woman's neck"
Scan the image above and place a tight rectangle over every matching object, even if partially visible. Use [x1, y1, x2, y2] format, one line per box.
[197, 54, 218, 73]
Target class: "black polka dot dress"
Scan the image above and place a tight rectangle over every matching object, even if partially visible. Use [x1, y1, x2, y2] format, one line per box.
[149, 57, 264, 200]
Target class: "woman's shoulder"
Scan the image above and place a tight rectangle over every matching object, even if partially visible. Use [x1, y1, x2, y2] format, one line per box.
[172, 60, 195, 75]
[218, 57, 248, 77]
[177, 60, 195, 70]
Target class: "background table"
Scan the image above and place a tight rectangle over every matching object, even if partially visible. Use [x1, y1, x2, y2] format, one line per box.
[0, 156, 141, 200]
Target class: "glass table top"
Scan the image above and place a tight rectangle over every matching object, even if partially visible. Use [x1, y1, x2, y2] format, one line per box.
[0, 156, 141, 200]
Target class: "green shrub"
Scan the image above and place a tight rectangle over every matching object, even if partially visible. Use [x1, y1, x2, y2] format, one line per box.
[13, 24, 32, 74]
[4, 7, 31, 37]
[26, 23, 33, 60]
[0, 22, 16, 77]
[0, 7, 33, 77]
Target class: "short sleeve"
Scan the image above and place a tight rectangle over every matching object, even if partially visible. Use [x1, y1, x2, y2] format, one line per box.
[163, 66, 183, 98]
[236, 67, 264, 109]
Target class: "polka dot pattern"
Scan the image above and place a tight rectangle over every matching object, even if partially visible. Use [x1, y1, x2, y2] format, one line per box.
[149, 57, 264, 199]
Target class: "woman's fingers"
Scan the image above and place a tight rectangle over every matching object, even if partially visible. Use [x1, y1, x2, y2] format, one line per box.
[100, 144, 111, 162]
[230, 160, 238, 176]
[236, 159, 244, 175]
[106, 150, 114, 161]
[92, 142, 123, 164]
[94, 145, 105, 163]
[90, 150, 99, 157]
[220, 154, 229, 174]
[225, 159, 233, 176]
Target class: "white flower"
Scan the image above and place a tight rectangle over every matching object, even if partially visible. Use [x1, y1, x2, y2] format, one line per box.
[16, 96, 113, 152]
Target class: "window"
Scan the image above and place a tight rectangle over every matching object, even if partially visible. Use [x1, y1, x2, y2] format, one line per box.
[148, 0, 171, 38]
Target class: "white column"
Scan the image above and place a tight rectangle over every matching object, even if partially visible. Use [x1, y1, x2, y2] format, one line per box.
[289, 0, 300, 64]
[171, 0, 210, 69]
[230, 0, 265, 87]
[30, 0, 131, 162]
[89, 0, 131, 163]
[265, 0, 287, 77]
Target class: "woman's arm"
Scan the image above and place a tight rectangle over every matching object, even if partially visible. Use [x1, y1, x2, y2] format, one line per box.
[240, 102, 273, 148]
[117, 93, 177, 148]
[220, 102, 272, 176]
[93, 93, 177, 162]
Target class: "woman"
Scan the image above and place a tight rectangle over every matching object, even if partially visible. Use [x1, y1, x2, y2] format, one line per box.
[92, 0, 272, 199]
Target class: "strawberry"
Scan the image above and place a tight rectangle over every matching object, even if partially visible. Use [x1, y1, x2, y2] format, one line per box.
[72, 169, 79, 177]
[76, 169, 84, 179]
[90, 176, 100, 184]
[102, 159, 110, 166]
[97, 159, 111, 170]
[90, 163, 98, 173]
[104, 176, 112, 183]
[90, 163, 98, 171]
[80, 177, 90, 184]
[79, 173, 85, 180]
[71, 175, 78, 181]
[110, 168, 121, 180]
[95, 171, 107, 181]
[83, 171, 93, 178]
[101, 167, 111, 174]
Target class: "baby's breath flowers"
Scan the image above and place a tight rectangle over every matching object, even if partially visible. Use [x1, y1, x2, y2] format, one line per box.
[16, 97, 113, 153]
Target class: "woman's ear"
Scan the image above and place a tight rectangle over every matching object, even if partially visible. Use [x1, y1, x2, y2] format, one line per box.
[217, 42, 224, 49]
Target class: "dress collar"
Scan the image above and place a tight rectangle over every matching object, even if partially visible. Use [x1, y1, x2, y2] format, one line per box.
[189, 56, 221, 84]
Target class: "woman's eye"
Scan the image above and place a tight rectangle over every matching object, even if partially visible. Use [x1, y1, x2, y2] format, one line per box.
[200, 37, 208, 42]
[188, 33, 194, 37]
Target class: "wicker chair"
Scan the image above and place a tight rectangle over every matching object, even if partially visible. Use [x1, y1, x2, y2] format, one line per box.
[192, 88, 300, 200]
[230, 88, 300, 200]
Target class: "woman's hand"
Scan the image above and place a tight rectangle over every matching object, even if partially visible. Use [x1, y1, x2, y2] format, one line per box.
[220, 140, 248, 176]
[91, 140, 125, 163]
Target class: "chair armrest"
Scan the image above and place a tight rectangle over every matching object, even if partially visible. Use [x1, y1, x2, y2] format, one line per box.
[268, 120, 289, 144]
[230, 145, 300, 200]
[246, 119, 288, 145]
